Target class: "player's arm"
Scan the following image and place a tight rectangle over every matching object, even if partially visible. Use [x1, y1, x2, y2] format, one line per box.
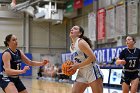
[116, 58, 126, 65]
[78, 39, 96, 67]
[2, 52, 28, 75]
[116, 49, 126, 65]
[20, 50, 49, 66]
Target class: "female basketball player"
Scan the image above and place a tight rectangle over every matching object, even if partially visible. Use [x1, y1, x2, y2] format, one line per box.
[0, 34, 49, 93]
[116, 36, 140, 93]
[68, 25, 103, 93]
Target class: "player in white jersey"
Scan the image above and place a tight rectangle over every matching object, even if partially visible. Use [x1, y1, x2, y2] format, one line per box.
[68, 25, 103, 93]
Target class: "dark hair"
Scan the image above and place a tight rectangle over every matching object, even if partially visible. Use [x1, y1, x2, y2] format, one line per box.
[131, 36, 136, 43]
[4, 34, 13, 47]
[126, 36, 136, 43]
[78, 26, 92, 48]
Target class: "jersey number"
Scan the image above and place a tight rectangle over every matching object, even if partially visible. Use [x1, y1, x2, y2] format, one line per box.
[74, 58, 81, 63]
[129, 60, 136, 67]
[17, 63, 21, 70]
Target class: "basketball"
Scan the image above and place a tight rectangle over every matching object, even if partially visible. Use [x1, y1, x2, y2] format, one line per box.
[62, 60, 76, 76]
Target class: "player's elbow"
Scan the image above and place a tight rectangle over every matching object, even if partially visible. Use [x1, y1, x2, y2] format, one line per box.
[90, 55, 96, 63]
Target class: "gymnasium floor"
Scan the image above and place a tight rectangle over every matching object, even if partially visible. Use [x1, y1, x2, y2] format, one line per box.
[0, 77, 126, 93]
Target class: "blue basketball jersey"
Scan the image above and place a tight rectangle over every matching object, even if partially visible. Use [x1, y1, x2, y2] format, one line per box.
[1, 48, 22, 73]
[119, 48, 140, 70]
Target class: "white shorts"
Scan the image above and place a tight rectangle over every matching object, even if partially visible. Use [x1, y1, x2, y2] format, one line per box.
[76, 63, 103, 83]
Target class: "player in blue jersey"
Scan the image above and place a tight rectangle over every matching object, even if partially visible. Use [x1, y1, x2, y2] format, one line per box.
[116, 36, 140, 93]
[68, 25, 103, 93]
[0, 34, 49, 93]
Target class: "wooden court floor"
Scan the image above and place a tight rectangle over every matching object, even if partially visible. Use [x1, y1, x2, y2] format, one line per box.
[1, 77, 139, 93]
[0, 77, 73, 93]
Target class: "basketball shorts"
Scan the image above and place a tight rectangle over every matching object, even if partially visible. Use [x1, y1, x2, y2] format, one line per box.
[0, 75, 26, 92]
[121, 70, 139, 85]
[76, 64, 103, 83]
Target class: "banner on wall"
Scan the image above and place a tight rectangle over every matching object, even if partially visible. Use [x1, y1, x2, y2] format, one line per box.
[66, 0, 74, 12]
[97, 8, 106, 40]
[127, 0, 138, 35]
[93, 46, 126, 64]
[74, 0, 83, 9]
[115, 3, 126, 36]
[88, 12, 96, 41]
[61, 53, 72, 63]
[61, 46, 126, 64]
[106, 6, 116, 39]
[84, 0, 93, 6]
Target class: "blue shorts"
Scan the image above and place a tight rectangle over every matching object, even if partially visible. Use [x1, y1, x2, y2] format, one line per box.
[121, 71, 139, 85]
[0, 75, 26, 92]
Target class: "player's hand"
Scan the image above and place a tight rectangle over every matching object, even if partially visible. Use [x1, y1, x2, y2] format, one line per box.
[42, 59, 49, 66]
[121, 60, 126, 65]
[68, 62, 79, 72]
[22, 66, 30, 73]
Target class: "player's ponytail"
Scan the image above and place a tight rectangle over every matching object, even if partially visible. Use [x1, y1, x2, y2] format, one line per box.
[4, 34, 13, 47]
[78, 26, 92, 48]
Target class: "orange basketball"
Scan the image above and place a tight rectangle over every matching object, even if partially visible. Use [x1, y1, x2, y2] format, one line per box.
[62, 60, 76, 76]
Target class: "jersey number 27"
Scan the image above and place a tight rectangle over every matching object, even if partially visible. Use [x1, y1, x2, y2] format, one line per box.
[129, 60, 136, 68]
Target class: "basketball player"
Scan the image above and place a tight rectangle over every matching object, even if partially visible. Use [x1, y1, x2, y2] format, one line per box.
[0, 34, 49, 93]
[116, 36, 140, 93]
[68, 25, 103, 93]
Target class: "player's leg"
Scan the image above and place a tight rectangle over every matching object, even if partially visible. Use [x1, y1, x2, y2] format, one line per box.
[87, 64, 103, 93]
[130, 78, 139, 93]
[121, 72, 131, 93]
[89, 78, 103, 93]
[122, 82, 130, 93]
[72, 82, 88, 93]
[4, 82, 18, 93]
[12, 77, 27, 93]
[19, 89, 28, 93]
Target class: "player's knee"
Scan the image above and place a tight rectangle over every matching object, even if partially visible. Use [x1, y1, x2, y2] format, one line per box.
[5, 83, 18, 93]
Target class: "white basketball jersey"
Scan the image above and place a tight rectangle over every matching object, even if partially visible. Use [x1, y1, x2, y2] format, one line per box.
[70, 38, 92, 68]
[70, 38, 103, 83]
